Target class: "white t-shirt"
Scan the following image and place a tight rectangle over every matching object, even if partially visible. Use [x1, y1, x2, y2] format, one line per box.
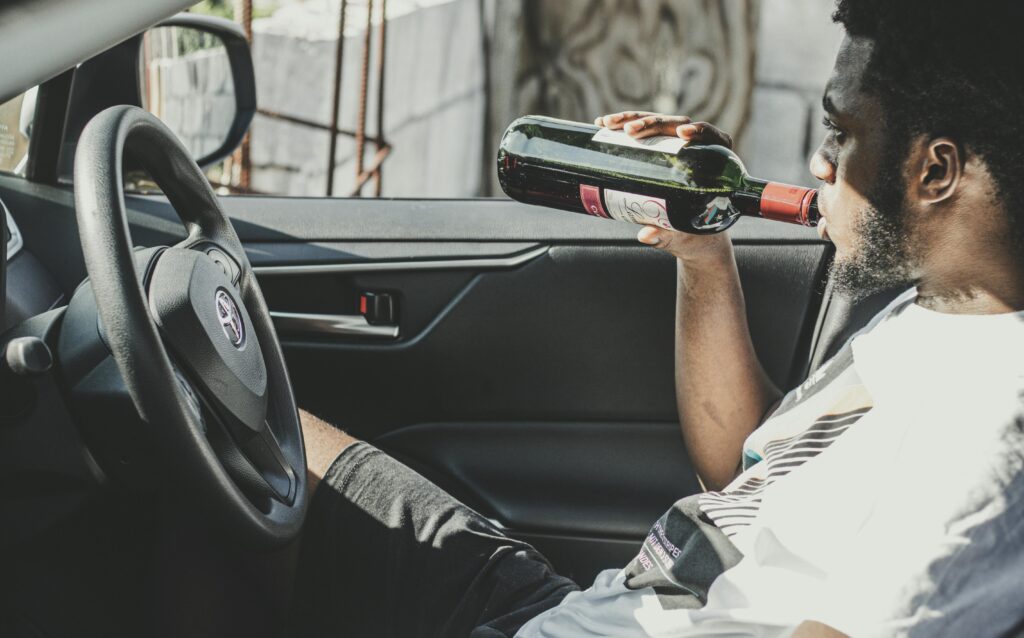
[517, 290, 1024, 637]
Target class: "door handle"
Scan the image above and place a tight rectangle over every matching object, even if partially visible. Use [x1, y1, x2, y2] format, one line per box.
[269, 311, 399, 339]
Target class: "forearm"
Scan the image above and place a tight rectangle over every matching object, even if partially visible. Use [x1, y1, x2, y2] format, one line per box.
[675, 244, 781, 491]
[300, 408, 359, 495]
[791, 621, 849, 638]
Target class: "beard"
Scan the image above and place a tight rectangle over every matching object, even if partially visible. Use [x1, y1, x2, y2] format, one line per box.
[828, 143, 919, 300]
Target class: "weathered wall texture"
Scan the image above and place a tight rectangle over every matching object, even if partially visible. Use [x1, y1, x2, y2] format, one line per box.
[249, 0, 485, 197]
[483, 0, 760, 194]
[485, 0, 843, 192]
[231, 0, 844, 197]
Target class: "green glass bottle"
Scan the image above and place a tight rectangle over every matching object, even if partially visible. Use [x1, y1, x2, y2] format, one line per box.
[497, 115, 819, 235]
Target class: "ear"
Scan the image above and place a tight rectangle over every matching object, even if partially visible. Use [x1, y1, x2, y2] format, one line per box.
[913, 137, 962, 206]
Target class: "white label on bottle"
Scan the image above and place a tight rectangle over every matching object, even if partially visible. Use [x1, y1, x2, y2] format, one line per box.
[591, 127, 686, 154]
[603, 189, 674, 230]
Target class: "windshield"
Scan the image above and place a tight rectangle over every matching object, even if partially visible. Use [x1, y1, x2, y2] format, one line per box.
[0, 86, 37, 176]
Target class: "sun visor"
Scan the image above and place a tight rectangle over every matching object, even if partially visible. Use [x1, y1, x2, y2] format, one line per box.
[0, 0, 194, 104]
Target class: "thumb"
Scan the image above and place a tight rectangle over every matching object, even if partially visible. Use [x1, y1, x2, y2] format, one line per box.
[637, 225, 667, 248]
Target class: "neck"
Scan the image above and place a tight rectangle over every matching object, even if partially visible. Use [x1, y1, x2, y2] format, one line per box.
[915, 253, 1024, 314]
[911, 194, 1024, 314]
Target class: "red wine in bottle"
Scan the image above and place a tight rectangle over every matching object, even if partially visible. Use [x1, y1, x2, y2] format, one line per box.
[497, 115, 819, 235]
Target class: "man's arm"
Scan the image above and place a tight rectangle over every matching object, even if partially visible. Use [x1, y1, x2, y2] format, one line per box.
[300, 408, 359, 495]
[792, 621, 849, 638]
[595, 112, 783, 491]
[672, 242, 782, 490]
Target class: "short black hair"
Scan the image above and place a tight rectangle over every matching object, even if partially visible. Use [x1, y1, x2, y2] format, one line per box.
[833, 0, 1024, 251]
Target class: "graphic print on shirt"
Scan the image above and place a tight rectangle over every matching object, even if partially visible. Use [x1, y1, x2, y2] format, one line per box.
[698, 342, 875, 539]
[622, 495, 743, 609]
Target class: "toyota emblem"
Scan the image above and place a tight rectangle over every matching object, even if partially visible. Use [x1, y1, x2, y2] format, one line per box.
[215, 289, 245, 348]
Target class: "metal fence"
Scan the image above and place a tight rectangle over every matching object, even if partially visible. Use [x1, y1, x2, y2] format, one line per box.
[222, 0, 390, 197]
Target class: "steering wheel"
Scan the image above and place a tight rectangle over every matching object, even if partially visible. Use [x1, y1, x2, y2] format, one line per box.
[73, 105, 307, 547]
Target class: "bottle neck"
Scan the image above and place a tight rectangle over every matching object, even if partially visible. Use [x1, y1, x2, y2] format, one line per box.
[734, 177, 819, 227]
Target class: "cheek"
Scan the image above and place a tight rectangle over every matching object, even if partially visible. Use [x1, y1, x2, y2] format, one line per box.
[822, 149, 873, 250]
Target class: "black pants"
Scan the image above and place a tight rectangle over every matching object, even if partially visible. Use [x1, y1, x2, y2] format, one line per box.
[289, 442, 579, 638]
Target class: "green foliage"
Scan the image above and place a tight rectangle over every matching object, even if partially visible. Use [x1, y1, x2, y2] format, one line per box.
[190, 0, 234, 20]
[189, 0, 277, 21]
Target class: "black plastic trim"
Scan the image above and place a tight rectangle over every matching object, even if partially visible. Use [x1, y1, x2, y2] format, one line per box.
[24, 69, 74, 185]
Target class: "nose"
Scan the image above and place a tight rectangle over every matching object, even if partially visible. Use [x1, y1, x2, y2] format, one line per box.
[809, 147, 836, 185]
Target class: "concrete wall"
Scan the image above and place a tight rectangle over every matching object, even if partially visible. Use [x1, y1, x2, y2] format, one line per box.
[142, 40, 237, 160]
[734, 0, 844, 187]
[215, 0, 844, 197]
[248, 0, 485, 197]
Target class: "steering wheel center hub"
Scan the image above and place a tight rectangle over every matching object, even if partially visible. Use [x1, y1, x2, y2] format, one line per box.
[147, 247, 268, 432]
[215, 288, 246, 348]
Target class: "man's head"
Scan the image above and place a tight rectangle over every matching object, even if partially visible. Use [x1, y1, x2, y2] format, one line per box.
[811, 0, 1024, 301]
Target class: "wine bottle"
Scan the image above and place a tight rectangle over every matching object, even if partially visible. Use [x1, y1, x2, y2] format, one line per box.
[496, 115, 819, 235]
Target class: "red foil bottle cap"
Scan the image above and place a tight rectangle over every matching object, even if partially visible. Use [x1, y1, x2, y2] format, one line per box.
[760, 182, 818, 226]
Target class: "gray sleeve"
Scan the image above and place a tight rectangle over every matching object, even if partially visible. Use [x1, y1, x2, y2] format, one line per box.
[905, 470, 1024, 637]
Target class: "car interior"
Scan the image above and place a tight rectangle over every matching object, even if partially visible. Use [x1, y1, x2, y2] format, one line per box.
[0, 1, 905, 636]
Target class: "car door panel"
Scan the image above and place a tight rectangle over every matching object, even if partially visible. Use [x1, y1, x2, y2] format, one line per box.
[224, 199, 829, 583]
[261, 242, 828, 432]
[0, 178, 832, 584]
[249, 232, 828, 583]
[378, 420, 699, 585]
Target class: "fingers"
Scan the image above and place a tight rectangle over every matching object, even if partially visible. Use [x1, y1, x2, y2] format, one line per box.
[676, 121, 734, 149]
[637, 224, 734, 263]
[593, 111, 736, 146]
[594, 111, 693, 138]
[594, 111, 656, 130]
[594, 112, 734, 150]
[624, 114, 693, 139]
[637, 225, 664, 247]
[637, 225, 685, 253]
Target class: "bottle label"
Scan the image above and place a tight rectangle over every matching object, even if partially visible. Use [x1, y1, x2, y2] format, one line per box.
[603, 189, 674, 230]
[579, 184, 611, 218]
[592, 128, 686, 154]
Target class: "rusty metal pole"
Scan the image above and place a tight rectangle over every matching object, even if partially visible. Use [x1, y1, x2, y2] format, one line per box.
[353, 0, 374, 196]
[326, 0, 349, 196]
[234, 0, 253, 192]
[372, 0, 387, 196]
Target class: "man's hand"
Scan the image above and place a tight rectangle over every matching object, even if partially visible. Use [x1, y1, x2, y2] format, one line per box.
[593, 111, 735, 263]
[594, 111, 733, 148]
[300, 409, 359, 497]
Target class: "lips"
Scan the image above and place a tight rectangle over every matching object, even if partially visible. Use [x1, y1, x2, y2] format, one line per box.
[814, 196, 831, 241]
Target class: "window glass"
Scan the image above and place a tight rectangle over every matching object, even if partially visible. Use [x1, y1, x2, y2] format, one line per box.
[139, 26, 236, 161]
[183, 0, 837, 198]
[0, 87, 37, 176]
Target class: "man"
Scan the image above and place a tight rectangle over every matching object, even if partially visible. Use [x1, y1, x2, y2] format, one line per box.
[291, 1, 1024, 635]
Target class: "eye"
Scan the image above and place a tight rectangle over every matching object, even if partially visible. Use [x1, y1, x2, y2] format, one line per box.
[821, 116, 846, 143]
